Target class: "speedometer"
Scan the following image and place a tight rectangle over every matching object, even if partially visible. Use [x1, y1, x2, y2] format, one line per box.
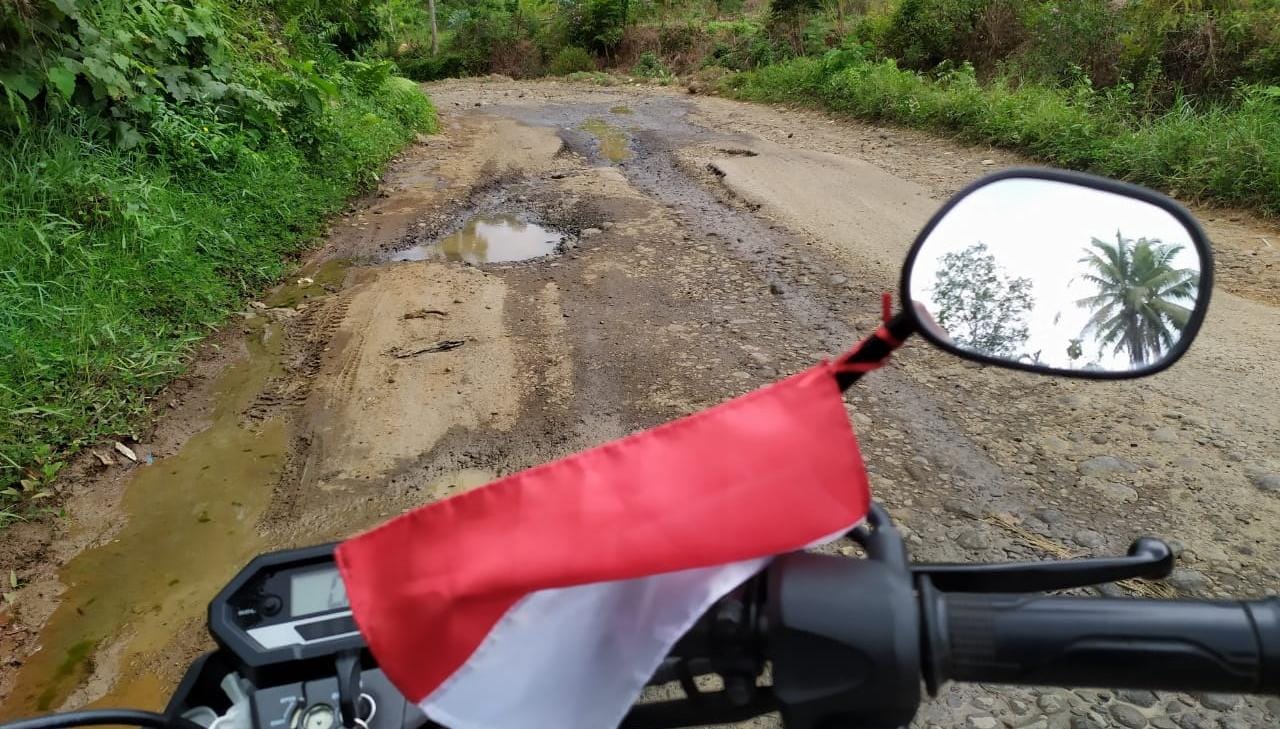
[209, 544, 366, 668]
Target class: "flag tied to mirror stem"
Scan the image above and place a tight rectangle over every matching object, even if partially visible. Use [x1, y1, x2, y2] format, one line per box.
[337, 358, 873, 729]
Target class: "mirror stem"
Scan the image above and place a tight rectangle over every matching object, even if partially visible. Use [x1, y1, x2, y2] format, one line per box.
[835, 312, 917, 391]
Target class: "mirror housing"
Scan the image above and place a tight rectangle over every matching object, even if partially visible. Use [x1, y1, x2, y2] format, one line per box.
[900, 168, 1213, 379]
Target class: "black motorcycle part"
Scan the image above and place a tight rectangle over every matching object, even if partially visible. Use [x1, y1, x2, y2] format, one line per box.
[768, 551, 921, 729]
[913, 536, 1174, 593]
[922, 584, 1280, 695]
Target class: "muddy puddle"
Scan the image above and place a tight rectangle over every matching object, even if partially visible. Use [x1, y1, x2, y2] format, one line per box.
[580, 118, 632, 163]
[265, 259, 351, 308]
[1, 319, 290, 718]
[389, 213, 565, 264]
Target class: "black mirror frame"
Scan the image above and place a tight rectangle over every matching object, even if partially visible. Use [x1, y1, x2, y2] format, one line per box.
[898, 167, 1215, 380]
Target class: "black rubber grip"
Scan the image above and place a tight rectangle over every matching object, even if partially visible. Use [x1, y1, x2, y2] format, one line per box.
[928, 593, 1280, 695]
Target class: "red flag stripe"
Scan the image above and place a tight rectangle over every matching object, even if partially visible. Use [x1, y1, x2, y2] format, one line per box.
[336, 363, 870, 702]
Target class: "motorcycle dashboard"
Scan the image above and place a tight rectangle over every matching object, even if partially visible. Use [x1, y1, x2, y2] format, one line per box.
[209, 543, 366, 668]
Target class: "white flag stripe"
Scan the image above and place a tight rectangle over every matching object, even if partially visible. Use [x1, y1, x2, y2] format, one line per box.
[421, 556, 770, 729]
[418, 522, 862, 729]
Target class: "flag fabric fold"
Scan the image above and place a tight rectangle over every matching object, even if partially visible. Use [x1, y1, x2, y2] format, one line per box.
[335, 361, 872, 729]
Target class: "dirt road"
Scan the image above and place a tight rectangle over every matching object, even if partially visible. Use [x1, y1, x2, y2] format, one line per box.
[3, 78, 1280, 729]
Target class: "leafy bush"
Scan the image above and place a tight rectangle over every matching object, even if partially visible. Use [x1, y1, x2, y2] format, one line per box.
[567, 0, 631, 53]
[768, 0, 824, 54]
[633, 51, 674, 78]
[1120, 1, 1280, 97]
[549, 46, 598, 75]
[396, 51, 468, 81]
[0, 0, 436, 509]
[1015, 0, 1124, 87]
[565, 70, 620, 85]
[380, 76, 439, 128]
[270, 0, 390, 56]
[694, 19, 786, 70]
[880, 0, 991, 69]
[444, 7, 523, 73]
[842, 0, 1280, 100]
[1, 0, 265, 139]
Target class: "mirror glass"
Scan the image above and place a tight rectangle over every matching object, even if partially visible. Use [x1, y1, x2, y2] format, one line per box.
[907, 177, 1205, 374]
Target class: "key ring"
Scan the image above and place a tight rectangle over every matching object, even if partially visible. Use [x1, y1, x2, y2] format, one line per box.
[356, 693, 377, 726]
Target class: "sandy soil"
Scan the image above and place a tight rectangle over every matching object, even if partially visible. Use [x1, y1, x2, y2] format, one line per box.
[2, 78, 1279, 729]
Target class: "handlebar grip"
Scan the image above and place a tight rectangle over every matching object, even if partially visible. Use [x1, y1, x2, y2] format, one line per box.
[924, 591, 1280, 695]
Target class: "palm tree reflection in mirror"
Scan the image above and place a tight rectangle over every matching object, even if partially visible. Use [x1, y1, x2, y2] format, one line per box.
[1075, 231, 1200, 367]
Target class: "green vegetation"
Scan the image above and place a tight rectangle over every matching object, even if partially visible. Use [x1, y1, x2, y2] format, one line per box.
[549, 47, 598, 76]
[632, 51, 675, 81]
[1, 0, 436, 516]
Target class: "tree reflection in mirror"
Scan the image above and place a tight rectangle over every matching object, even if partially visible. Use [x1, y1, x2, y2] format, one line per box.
[907, 178, 1204, 374]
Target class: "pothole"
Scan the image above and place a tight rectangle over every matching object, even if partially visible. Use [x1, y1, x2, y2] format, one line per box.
[389, 212, 566, 264]
[580, 118, 632, 163]
[264, 259, 351, 308]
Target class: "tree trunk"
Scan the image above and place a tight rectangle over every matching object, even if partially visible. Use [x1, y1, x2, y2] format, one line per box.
[428, 0, 440, 56]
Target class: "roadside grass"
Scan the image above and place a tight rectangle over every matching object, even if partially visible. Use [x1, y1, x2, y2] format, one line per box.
[0, 78, 437, 513]
[725, 49, 1280, 214]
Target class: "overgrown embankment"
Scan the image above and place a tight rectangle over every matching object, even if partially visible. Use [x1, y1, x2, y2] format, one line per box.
[719, 0, 1280, 216]
[0, 0, 437, 515]
[726, 46, 1280, 214]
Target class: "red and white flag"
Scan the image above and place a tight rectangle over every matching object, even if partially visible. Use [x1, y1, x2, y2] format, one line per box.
[336, 361, 872, 729]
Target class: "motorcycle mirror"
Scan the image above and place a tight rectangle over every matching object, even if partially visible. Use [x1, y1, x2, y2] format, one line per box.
[900, 168, 1213, 378]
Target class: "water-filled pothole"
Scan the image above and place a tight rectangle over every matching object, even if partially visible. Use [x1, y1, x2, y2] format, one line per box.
[265, 259, 351, 308]
[390, 213, 565, 264]
[580, 118, 632, 163]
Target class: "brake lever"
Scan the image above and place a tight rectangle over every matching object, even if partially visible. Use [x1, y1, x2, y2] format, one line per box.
[848, 502, 910, 573]
[912, 536, 1174, 593]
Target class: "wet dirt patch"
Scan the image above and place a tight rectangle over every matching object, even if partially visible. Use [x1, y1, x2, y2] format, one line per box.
[580, 118, 632, 164]
[0, 320, 289, 718]
[387, 212, 565, 264]
[264, 259, 352, 308]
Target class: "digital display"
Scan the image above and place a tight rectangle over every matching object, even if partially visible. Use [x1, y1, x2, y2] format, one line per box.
[290, 567, 349, 617]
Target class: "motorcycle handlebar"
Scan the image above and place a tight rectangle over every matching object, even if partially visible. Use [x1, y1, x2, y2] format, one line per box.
[923, 590, 1280, 696]
[643, 548, 1280, 729]
[9, 545, 1280, 729]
